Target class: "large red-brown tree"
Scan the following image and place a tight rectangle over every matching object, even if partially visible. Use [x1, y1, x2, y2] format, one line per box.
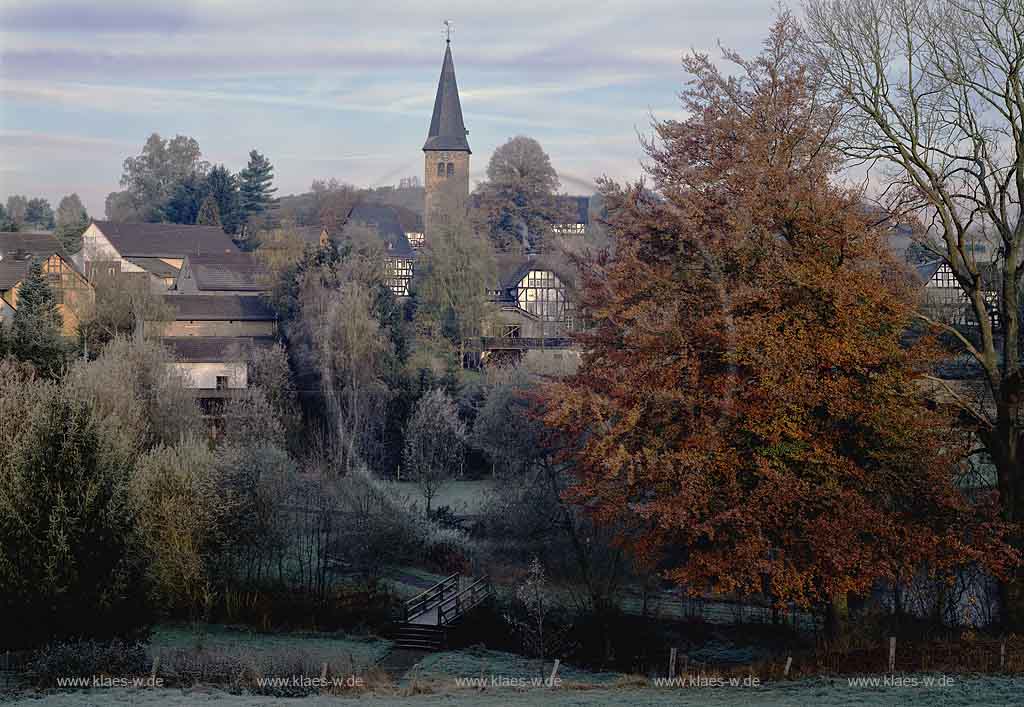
[543, 15, 1016, 626]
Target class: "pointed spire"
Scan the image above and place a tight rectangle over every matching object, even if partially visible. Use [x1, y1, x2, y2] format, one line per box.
[423, 41, 471, 153]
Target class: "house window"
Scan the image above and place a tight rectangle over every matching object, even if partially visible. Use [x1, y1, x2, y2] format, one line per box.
[517, 270, 571, 323]
[406, 232, 425, 250]
[215, 375, 229, 391]
[437, 162, 445, 177]
[385, 257, 414, 296]
[447, 162, 455, 177]
[503, 324, 521, 338]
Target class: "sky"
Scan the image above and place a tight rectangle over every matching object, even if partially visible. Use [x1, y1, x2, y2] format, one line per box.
[0, 0, 780, 216]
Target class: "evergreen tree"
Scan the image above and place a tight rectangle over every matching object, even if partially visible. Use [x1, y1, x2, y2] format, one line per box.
[0, 319, 8, 357]
[205, 165, 241, 234]
[196, 195, 222, 228]
[11, 261, 65, 377]
[163, 172, 207, 225]
[239, 150, 278, 226]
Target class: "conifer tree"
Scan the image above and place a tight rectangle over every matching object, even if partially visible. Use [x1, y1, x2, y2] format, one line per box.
[239, 150, 278, 226]
[196, 194, 222, 228]
[11, 261, 65, 377]
[205, 165, 241, 234]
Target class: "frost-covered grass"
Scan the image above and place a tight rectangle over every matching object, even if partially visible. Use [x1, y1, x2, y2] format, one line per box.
[412, 646, 624, 686]
[384, 480, 495, 515]
[150, 623, 392, 671]
[383, 567, 449, 598]
[8, 676, 1024, 705]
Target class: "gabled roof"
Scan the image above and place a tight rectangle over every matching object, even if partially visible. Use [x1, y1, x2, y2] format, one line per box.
[0, 231, 82, 288]
[163, 336, 276, 363]
[423, 42, 471, 153]
[163, 294, 276, 321]
[92, 220, 238, 258]
[181, 252, 269, 292]
[494, 253, 577, 291]
[915, 259, 943, 284]
[126, 257, 180, 278]
[344, 204, 416, 258]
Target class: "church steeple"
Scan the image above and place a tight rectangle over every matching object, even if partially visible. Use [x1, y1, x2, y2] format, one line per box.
[423, 40, 471, 153]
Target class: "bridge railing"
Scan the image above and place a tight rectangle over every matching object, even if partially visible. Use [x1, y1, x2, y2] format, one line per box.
[438, 576, 493, 626]
[404, 573, 459, 623]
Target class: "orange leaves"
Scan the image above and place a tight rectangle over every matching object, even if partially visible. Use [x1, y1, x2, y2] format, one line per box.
[541, 14, 1015, 609]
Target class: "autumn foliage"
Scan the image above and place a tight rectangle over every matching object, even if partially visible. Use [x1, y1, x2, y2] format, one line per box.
[543, 16, 1017, 610]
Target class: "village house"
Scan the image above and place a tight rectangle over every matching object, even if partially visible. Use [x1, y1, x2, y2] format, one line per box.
[162, 336, 274, 394]
[78, 220, 239, 290]
[156, 294, 277, 338]
[344, 203, 419, 296]
[150, 293, 277, 400]
[0, 231, 93, 336]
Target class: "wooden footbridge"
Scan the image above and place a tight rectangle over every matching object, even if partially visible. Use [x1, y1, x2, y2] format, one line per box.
[392, 573, 493, 650]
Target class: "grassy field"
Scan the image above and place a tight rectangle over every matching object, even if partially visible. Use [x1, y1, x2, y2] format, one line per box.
[150, 623, 393, 673]
[8, 675, 1024, 705]
[412, 646, 624, 686]
[383, 480, 495, 515]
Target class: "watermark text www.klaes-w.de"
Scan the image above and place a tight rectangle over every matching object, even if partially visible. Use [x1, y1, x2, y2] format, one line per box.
[847, 674, 956, 688]
[652, 675, 762, 688]
[55, 676, 164, 688]
[454, 674, 563, 689]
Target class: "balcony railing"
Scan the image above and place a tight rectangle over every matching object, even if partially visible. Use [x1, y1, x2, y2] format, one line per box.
[478, 336, 574, 350]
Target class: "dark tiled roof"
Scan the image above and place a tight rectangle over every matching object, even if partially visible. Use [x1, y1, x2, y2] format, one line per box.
[0, 231, 65, 259]
[423, 43, 471, 153]
[93, 220, 238, 258]
[0, 231, 84, 287]
[163, 294, 276, 321]
[0, 260, 29, 290]
[344, 204, 415, 258]
[915, 258, 1000, 291]
[915, 259, 942, 284]
[494, 253, 577, 291]
[182, 252, 269, 292]
[125, 257, 180, 278]
[163, 336, 276, 363]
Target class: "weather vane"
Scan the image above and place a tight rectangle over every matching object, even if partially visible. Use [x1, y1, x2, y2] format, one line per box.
[443, 20, 453, 44]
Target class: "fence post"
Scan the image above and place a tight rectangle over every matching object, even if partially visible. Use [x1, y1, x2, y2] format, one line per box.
[669, 647, 677, 678]
[783, 656, 792, 678]
[1001, 641, 1006, 670]
[888, 637, 896, 673]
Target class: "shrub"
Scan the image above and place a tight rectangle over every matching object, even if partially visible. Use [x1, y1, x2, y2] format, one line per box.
[131, 437, 220, 617]
[27, 639, 149, 688]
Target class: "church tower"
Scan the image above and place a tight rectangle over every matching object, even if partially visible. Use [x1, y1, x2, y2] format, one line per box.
[423, 35, 471, 242]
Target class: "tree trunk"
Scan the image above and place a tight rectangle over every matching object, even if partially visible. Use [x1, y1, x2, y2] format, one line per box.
[825, 593, 849, 642]
[988, 402, 1024, 629]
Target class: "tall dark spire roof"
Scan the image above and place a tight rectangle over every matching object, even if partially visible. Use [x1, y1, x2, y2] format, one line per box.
[423, 42, 471, 153]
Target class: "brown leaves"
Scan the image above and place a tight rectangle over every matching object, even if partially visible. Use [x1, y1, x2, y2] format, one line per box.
[542, 14, 1016, 608]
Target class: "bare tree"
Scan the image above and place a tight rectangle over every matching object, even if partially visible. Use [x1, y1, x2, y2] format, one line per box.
[805, 0, 1024, 623]
[402, 388, 466, 513]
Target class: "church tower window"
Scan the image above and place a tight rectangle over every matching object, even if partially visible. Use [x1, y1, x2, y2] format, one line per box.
[437, 162, 445, 177]
[447, 162, 455, 177]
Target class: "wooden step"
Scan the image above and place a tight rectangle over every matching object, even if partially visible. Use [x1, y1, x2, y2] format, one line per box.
[393, 623, 446, 651]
